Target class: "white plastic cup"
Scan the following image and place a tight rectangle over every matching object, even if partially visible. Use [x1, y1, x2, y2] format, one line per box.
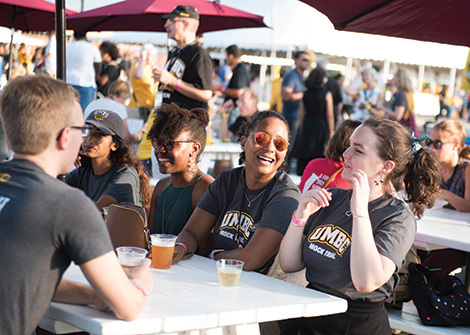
[150, 234, 177, 270]
[216, 259, 244, 287]
[116, 246, 148, 269]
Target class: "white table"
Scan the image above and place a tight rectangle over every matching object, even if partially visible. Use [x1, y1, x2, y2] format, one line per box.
[41, 255, 347, 335]
[199, 142, 242, 173]
[414, 202, 470, 289]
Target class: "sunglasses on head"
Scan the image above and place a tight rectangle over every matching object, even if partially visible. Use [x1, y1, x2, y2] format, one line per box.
[252, 131, 289, 152]
[425, 138, 454, 149]
[151, 138, 195, 151]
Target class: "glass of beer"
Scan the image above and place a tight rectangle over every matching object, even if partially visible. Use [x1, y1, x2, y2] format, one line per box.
[216, 259, 244, 287]
[150, 234, 177, 270]
[116, 246, 148, 269]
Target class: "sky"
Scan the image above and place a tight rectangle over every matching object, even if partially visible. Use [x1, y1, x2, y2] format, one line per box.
[45, 0, 469, 69]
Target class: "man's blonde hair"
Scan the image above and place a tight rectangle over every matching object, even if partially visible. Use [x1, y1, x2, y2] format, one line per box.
[0, 75, 77, 154]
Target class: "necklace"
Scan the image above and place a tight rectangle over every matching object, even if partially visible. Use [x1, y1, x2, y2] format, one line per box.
[161, 173, 196, 233]
[243, 186, 267, 208]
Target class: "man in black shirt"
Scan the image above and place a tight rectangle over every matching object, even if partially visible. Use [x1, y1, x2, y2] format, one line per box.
[154, 5, 213, 110]
[224, 44, 251, 103]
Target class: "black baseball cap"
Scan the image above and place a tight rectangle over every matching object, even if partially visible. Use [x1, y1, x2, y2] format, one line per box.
[162, 5, 199, 20]
[86, 109, 125, 141]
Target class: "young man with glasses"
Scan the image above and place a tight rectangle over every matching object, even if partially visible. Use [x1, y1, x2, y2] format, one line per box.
[0, 76, 153, 335]
[153, 5, 213, 110]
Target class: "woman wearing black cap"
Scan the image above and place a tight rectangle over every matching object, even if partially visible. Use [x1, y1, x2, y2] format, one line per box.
[66, 109, 151, 213]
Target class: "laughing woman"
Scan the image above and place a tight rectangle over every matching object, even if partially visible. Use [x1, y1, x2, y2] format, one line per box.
[280, 118, 441, 335]
[67, 110, 151, 212]
[173, 110, 301, 272]
[146, 103, 213, 235]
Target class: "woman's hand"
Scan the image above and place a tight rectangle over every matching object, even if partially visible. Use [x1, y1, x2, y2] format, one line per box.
[296, 188, 332, 220]
[349, 169, 370, 216]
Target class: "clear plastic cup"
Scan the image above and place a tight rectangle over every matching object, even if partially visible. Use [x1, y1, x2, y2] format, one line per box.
[216, 259, 244, 287]
[150, 234, 177, 270]
[116, 246, 148, 269]
[102, 206, 109, 221]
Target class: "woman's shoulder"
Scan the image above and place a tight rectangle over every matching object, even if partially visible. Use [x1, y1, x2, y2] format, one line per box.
[274, 170, 301, 194]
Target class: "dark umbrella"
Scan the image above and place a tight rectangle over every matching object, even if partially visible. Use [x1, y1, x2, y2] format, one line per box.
[66, 0, 267, 34]
[0, 0, 75, 80]
[299, 0, 470, 47]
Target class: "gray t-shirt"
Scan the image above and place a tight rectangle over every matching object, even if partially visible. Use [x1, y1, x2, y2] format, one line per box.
[198, 167, 300, 251]
[0, 159, 113, 335]
[67, 164, 142, 206]
[303, 188, 416, 303]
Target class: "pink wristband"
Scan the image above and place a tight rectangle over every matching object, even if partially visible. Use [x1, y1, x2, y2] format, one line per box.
[175, 79, 182, 91]
[291, 210, 307, 227]
[221, 86, 226, 94]
[175, 242, 187, 253]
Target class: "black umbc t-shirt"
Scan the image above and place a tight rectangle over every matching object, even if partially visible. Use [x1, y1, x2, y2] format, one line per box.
[161, 43, 213, 110]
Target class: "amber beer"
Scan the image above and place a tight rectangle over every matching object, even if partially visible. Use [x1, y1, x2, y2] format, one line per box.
[115, 246, 148, 269]
[152, 244, 175, 269]
[150, 234, 177, 270]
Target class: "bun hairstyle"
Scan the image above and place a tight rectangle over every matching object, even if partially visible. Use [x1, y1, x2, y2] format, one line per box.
[363, 117, 441, 219]
[147, 103, 209, 160]
[236, 110, 290, 170]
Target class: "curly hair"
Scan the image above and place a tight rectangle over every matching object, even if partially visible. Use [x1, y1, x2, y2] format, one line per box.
[99, 41, 120, 61]
[363, 117, 441, 219]
[146, 103, 209, 160]
[236, 110, 290, 171]
[80, 137, 152, 214]
[325, 120, 361, 161]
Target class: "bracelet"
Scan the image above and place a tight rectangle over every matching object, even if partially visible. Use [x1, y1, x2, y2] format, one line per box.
[353, 214, 369, 219]
[291, 210, 307, 227]
[221, 86, 226, 94]
[175, 242, 187, 253]
[174, 79, 182, 91]
[222, 112, 230, 118]
[134, 133, 142, 142]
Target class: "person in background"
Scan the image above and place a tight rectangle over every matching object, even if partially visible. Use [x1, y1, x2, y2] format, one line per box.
[317, 59, 343, 126]
[222, 44, 251, 103]
[147, 103, 213, 235]
[0, 75, 152, 335]
[299, 119, 361, 193]
[379, 68, 420, 136]
[435, 84, 453, 121]
[269, 66, 289, 114]
[154, 5, 213, 110]
[280, 117, 441, 335]
[66, 31, 102, 111]
[67, 110, 151, 213]
[41, 31, 56, 77]
[85, 80, 137, 149]
[346, 68, 384, 122]
[96, 41, 120, 98]
[281, 51, 310, 141]
[173, 111, 301, 273]
[419, 120, 470, 277]
[293, 67, 334, 176]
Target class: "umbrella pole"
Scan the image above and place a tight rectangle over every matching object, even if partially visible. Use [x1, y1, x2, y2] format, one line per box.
[7, 6, 16, 83]
[55, 0, 66, 81]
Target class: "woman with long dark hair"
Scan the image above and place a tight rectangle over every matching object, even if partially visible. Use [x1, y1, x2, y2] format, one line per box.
[67, 110, 151, 213]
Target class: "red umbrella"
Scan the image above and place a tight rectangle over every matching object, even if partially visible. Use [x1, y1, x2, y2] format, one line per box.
[0, 0, 75, 31]
[299, 0, 470, 47]
[67, 0, 267, 34]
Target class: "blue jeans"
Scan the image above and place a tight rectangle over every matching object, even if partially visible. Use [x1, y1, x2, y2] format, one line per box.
[71, 85, 96, 112]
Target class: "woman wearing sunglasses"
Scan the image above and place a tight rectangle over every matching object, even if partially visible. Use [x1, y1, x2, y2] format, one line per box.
[419, 120, 470, 277]
[67, 110, 151, 213]
[146, 103, 213, 236]
[173, 111, 301, 272]
[280, 117, 441, 335]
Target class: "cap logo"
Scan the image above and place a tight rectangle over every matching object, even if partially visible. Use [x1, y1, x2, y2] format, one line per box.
[180, 13, 190, 17]
[0, 173, 11, 182]
[93, 110, 109, 120]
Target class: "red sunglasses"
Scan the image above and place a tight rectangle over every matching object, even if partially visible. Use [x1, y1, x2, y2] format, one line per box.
[252, 131, 289, 152]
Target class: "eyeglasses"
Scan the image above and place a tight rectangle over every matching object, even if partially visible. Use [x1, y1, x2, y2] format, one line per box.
[56, 125, 93, 140]
[252, 131, 289, 152]
[165, 18, 185, 25]
[425, 138, 455, 149]
[151, 138, 196, 150]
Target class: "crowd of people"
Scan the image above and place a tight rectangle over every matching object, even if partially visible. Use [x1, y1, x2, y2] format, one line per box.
[0, 4, 469, 335]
